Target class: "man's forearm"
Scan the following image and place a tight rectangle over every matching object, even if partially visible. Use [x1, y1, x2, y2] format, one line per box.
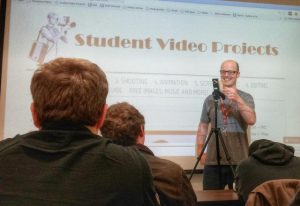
[196, 122, 208, 155]
[236, 96, 256, 125]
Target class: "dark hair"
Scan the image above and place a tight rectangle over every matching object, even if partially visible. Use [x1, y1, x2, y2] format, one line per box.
[101, 102, 145, 146]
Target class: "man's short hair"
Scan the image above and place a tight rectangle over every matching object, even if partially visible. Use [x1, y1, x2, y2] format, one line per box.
[221, 59, 239, 72]
[101, 102, 145, 146]
[30, 57, 108, 126]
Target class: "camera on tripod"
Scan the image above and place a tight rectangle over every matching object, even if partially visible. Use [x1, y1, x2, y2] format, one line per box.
[212, 78, 225, 100]
[189, 78, 234, 182]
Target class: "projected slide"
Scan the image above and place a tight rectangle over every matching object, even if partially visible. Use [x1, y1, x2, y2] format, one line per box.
[1, 0, 300, 165]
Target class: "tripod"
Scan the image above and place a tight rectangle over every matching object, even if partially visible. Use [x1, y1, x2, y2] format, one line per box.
[189, 90, 236, 188]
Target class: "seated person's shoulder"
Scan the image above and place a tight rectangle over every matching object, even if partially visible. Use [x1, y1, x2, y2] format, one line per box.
[237, 156, 254, 169]
[0, 135, 22, 154]
[147, 154, 186, 176]
[105, 142, 148, 166]
[159, 157, 184, 171]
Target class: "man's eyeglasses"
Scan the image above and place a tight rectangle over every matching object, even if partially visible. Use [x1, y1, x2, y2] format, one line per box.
[220, 70, 238, 75]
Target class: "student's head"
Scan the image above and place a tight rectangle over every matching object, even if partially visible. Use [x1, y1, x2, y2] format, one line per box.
[248, 139, 270, 155]
[30, 57, 108, 128]
[101, 102, 145, 146]
[248, 139, 295, 166]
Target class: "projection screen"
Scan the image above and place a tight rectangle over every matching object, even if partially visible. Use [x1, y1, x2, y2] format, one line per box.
[1, 0, 300, 169]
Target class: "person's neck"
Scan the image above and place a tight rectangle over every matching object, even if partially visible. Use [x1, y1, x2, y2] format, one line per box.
[85, 125, 99, 135]
[136, 136, 145, 145]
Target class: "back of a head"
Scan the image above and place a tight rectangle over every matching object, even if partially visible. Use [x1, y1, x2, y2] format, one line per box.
[248, 138, 295, 165]
[101, 102, 145, 146]
[30, 57, 108, 127]
[248, 139, 271, 155]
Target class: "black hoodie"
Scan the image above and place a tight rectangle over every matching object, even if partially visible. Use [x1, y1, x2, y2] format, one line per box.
[249, 139, 295, 165]
[235, 139, 300, 201]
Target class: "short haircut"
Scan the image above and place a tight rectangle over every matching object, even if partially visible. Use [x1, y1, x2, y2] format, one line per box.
[101, 102, 145, 146]
[221, 59, 239, 72]
[30, 57, 108, 126]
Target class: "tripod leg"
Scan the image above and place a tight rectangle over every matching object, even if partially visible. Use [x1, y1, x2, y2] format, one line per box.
[189, 129, 214, 181]
[217, 129, 236, 181]
[214, 129, 222, 188]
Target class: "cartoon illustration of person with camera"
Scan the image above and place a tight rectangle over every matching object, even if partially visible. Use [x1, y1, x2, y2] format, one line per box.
[29, 12, 76, 64]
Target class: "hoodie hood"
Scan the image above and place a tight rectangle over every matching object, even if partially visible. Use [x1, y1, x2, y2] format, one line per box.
[249, 139, 295, 165]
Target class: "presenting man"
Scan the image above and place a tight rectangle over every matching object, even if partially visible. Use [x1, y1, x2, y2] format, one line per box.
[196, 59, 256, 190]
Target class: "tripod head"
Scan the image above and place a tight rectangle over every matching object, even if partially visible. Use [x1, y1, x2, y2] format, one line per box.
[212, 78, 225, 100]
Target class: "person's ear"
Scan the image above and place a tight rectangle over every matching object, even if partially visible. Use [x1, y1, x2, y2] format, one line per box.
[136, 125, 145, 145]
[140, 125, 145, 137]
[96, 104, 108, 129]
[30, 103, 41, 129]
